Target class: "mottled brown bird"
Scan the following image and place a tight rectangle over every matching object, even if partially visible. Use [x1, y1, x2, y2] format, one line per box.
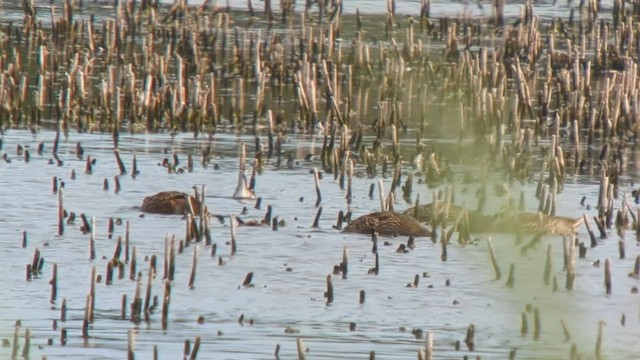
[490, 212, 583, 235]
[140, 191, 205, 215]
[343, 211, 431, 237]
[405, 202, 583, 235]
[403, 202, 489, 230]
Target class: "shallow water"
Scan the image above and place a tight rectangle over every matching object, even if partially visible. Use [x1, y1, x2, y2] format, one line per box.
[0, 127, 638, 360]
[0, 0, 638, 359]
[180, 0, 612, 19]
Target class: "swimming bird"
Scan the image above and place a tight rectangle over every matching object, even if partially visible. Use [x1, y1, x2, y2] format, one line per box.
[403, 202, 490, 230]
[233, 170, 255, 199]
[490, 212, 583, 235]
[342, 211, 431, 237]
[404, 203, 583, 235]
[140, 191, 206, 215]
[233, 142, 256, 199]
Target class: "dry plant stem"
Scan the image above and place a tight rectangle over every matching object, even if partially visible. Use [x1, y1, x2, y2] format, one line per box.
[325, 275, 334, 305]
[313, 167, 322, 207]
[296, 337, 306, 360]
[604, 258, 612, 294]
[50, 263, 57, 303]
[230, 215, 237, 255]
[188, 245, 199, 289]
[506, 264, 515, 287]
[487, 237, 501, 280]
[543, 244, 552, 286]
[57, 187, 64, 236]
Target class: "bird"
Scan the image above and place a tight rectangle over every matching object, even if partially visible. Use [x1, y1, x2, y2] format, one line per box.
[404, 202, 469, 224]
[489, 212, 583, 235]
[233, 170, 255, 199]
[140, 191, 206, 215]
[233, 142, 256, 200]
[342, 211, 431, 237]
[403, 202, 490, 230]
[404, 202, 583, 235]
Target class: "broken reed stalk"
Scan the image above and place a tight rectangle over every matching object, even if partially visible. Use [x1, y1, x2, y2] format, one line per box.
[345, 159, 353, 205]
[131, 273, 143, 324]
[82, 294, 91, 339]
[533, 307, 541, 341]
[296, 337, 306, 360]
[122, 295, 127, 320]
[242, 272, 254, 287]
[230, 215, 237, 255]
[130, 246, 137, 281]
[521, 312, 528, 336]
[583, 214, 598, 247]
[440, 235, 447, 262]
[543, 244, 552, 286]
[464, 324, 475, 351]
[595, 320, 604, 360]
[560, 319, 571, 341]
[565, 235, 576, 290]
[487, 237, 501, 280]
[125, 221, 130, 262]
[112, 235, 122, 261]
[22, 328, 30, 358]
[325, 274, 334, 305]
[108, 218, 114, 239]
[341, 244, 348, 279]
[424, 331, 433, 360]
[168, 238, 176, 281]
[11, 321, 19, 359]
[630, 255, 640, 279]
[61, 298, 67, 322]
[189, 336, 201, 360]
[506, 264, 515, 288]
[604, 258, 612, 294]
[143, 260, 154, 317]
[618, 240, 625, 259]
[188, 244, 199, 289]
[132, 154, 138, 178]
[313, 167, 322, 207]
[274, 344, 281, 359]
[89, 266, 96, 323]
[114, 148, 127, 175]
[128, 330, 135, 360]
[312, 206, 322, 228]
[57, 187, 64, 236]
[162, 281, 171, 330]
[50, 263, 57, 303]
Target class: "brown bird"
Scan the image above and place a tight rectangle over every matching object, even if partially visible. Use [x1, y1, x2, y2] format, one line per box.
[140, 191, 206, 215]
[489, 212, 583, 235]
[342, 211, 431, 237]
[403, 202, 490, 230]
[404, 203, 582, 235]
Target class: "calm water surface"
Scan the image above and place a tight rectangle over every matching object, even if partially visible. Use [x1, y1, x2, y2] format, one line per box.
[0, 0, 638, 359]
[0, 128, 638, 359]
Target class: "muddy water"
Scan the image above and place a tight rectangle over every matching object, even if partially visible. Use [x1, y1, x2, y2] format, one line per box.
[0, 127, 637, 360]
